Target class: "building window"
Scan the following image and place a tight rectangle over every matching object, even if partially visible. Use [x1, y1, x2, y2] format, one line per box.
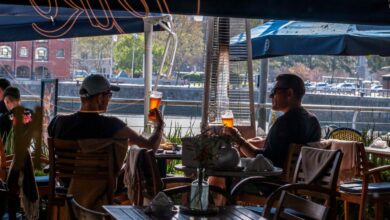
[0, 46, 12, 59]
[56, 49, 65, 58]
[35, 47, 48, 60]
[19, 47, 28, 57]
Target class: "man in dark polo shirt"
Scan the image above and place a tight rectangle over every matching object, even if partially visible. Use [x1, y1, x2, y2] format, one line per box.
[228, 73, 321, 168]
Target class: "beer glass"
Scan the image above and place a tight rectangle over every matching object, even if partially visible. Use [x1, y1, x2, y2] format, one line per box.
[221, 110, 234, 128]
[148, 90, 162, 121]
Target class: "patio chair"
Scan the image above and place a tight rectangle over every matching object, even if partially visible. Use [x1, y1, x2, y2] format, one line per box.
[336, 141, 390, 220]
[131, 149, 229, 206]
[66, 195, 110, 220]
[326, 127, 362, 142]
[264, 190, 329, 220]
[233, 147, 343, 219]
[48, 138, 126, 220]
[230, 144, 303, 206]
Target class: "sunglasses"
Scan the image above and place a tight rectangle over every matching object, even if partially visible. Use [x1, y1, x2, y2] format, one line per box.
[270, 87, 289, 96]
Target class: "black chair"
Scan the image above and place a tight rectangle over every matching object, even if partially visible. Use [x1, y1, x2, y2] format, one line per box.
[66, 195, 109, 220]
[265, 190, 329, 220]
[232, 147, 343, 219]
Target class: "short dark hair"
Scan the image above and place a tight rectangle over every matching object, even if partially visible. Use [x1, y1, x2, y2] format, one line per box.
[276, 73, 305, 100]
[0, 78, 10, 91]
[3, 86, 20, 101]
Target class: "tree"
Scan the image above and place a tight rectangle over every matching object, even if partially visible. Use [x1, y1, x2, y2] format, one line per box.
[73, 36, 112, 74]
[113, 34, 165, 78]
[153, 15, 205, 79]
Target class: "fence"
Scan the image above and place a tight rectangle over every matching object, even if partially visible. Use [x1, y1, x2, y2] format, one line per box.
[23, 95, 390, 135]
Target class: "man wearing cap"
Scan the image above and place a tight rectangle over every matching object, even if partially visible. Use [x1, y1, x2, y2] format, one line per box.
[48, 74, 164, 149]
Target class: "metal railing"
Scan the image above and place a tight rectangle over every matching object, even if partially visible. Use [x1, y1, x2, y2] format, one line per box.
[23, 95, 390, 132]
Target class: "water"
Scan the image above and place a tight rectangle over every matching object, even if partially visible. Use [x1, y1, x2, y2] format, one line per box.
[110, 114, 203, 135]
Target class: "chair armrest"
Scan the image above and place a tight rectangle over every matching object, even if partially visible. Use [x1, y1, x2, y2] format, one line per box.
[367, 164, 390, 176]
[231, 176, 285, 198]
[263, 183, 332, 218]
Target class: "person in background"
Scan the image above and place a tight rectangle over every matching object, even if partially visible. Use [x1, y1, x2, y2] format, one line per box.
[227, 73, 321, 168]
[0, 78, 11, 115]
[0, 86, 32, 149]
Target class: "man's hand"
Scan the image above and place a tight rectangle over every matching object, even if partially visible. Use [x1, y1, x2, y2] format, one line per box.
[222, 126, 244, 142]
[150, 108, 164, 128]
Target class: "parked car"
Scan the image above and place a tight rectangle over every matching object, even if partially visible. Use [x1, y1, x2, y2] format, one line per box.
[73, 70, 89, 81]
[309, 82, 330, 92]
[304, 81, 314, 91]
[371, 84, 383, 92]
[111, 71, 132, 83]
[333, 83, 357, 92]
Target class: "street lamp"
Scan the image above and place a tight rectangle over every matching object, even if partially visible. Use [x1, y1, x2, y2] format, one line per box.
[110, 35, 117, 79]
[131, 34, 138, 78]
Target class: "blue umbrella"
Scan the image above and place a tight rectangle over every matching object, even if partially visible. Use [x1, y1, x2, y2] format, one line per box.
[8, 0, 390, 25]
[230, 20, 390, 59]
[0, 4, 161, 42]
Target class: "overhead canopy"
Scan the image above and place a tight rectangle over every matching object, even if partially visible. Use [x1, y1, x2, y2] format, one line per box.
[0, 4, 160, 41]
[230, 20, 390, 59]
[9, 0, 390, 25]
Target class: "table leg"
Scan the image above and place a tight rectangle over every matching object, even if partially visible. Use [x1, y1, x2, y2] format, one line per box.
[225, 177, 234, 205]
[157, 159, 167, 177]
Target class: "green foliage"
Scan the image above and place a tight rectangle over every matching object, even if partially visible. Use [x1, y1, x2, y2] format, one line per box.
[113, 34, 165, 77]
[165, 118, 196, 144]
[166, 159, 183, 175]
[361, 129, 374, 146]
[34, 169, 46, 176]
[166, 122, 183, 144]
[183, 72, 204, 82]
[367, 55, 390, 72]
[73, 36, 113, 74]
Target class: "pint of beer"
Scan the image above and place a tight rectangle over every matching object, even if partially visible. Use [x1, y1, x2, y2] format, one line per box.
[148, 91, 162, 121]
[221, 110, 234, 128]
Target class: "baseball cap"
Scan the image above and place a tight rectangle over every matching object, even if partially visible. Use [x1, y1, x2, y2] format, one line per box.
[79, 74, 120, 97]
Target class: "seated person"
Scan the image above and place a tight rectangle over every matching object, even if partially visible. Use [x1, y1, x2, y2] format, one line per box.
[226, 73, 321, 169]
[0, 87, 33, 152]
[48, 74, 164, 210]
[0, 78, 10, 115]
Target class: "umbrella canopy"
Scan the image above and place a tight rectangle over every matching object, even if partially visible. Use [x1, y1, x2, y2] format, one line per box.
[9, 0, 390, 25]
[0, 4, 160, 42]
[230, 20, 390, 59]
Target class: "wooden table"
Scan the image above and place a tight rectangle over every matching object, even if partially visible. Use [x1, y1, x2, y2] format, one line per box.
[175, 164, 283, 179]
[175, 164, 283, 199]
[155, 150, 182, 177]
[103, 205, 267, 220]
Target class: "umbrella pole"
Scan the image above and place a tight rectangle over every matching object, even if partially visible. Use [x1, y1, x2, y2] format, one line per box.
[258, 58, 269, 132]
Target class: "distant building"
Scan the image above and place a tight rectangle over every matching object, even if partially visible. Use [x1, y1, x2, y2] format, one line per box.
[0, 39, 72, 80]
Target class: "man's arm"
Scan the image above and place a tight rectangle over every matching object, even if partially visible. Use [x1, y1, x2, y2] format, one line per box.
[224, 127, 265, 157]
[114, 109, 164, 151]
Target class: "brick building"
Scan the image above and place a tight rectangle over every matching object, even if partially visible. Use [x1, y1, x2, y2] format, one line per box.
[0, 39, 72, 80]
